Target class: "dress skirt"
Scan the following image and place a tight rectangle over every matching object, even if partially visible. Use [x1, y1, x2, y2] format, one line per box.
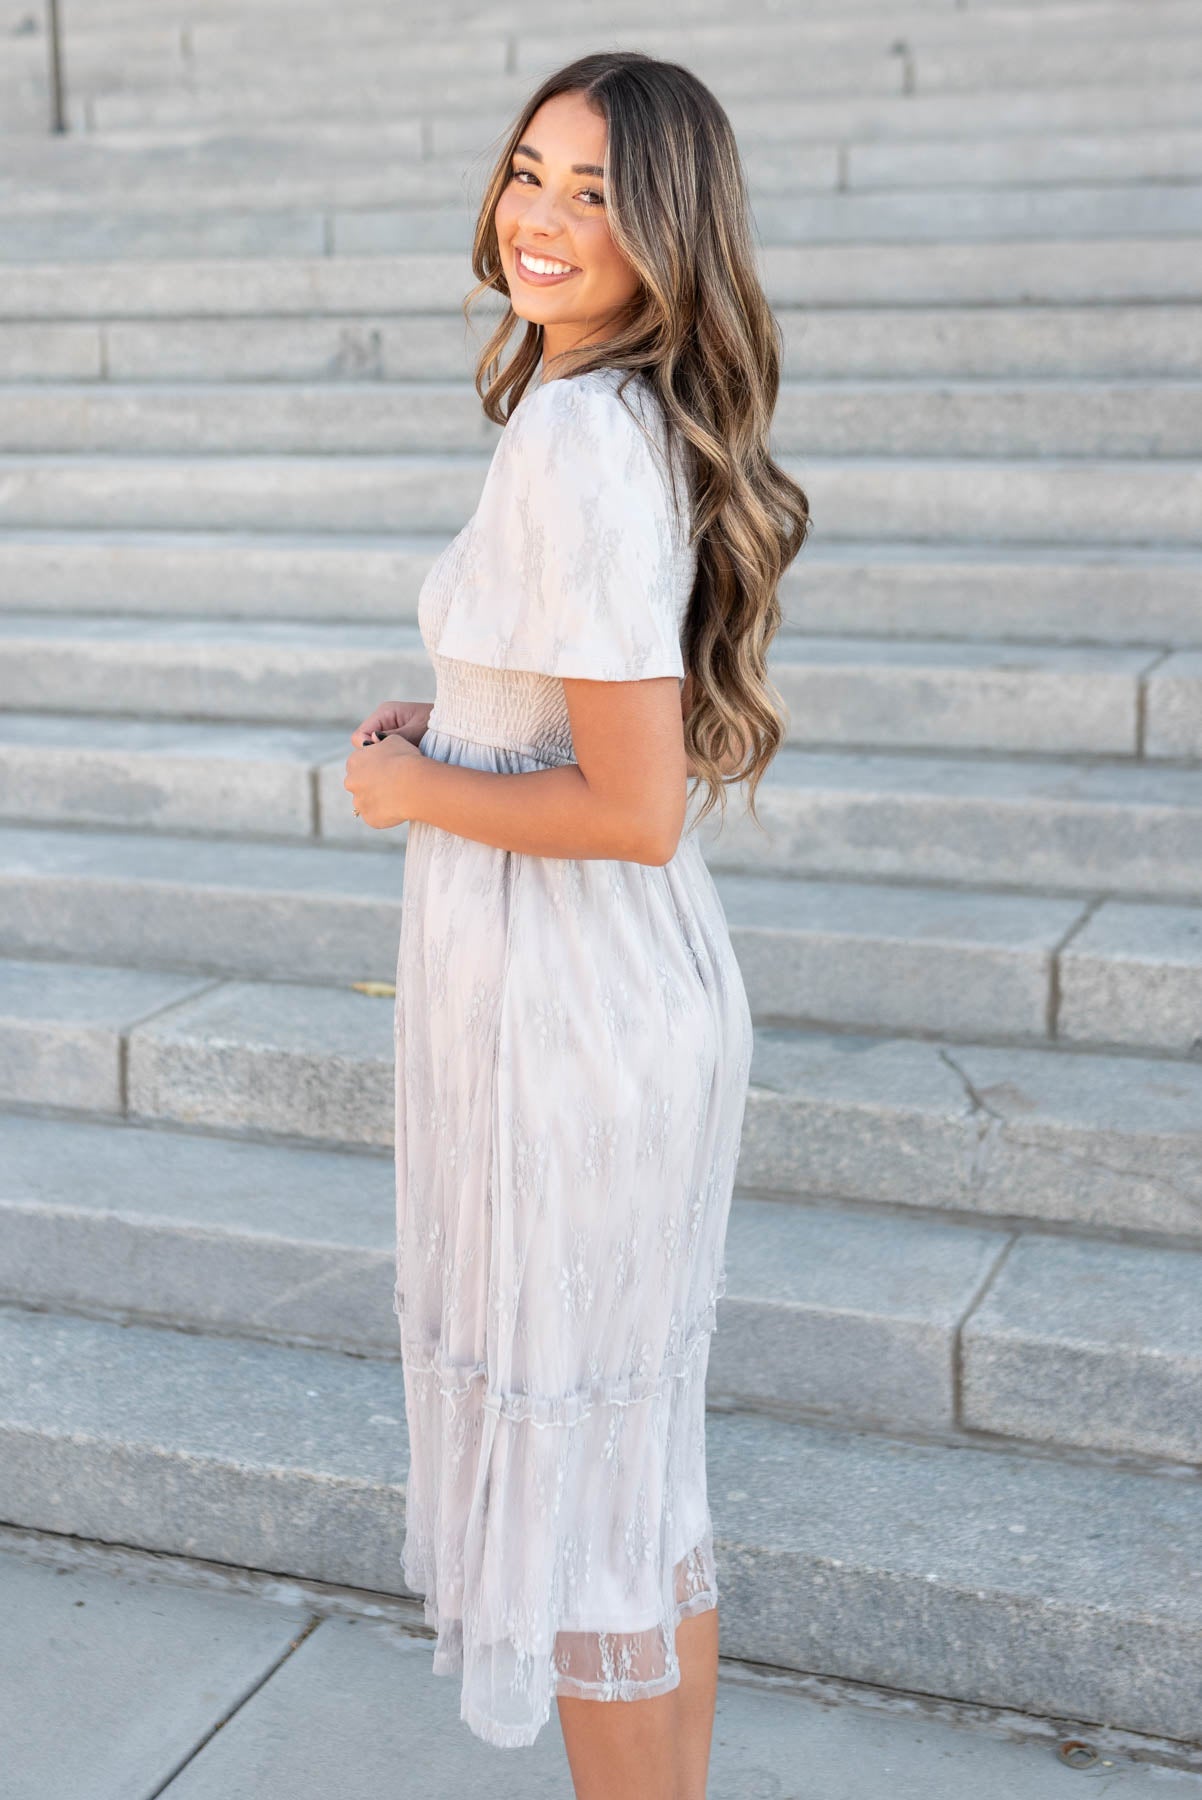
[392, 710, 755, 1749]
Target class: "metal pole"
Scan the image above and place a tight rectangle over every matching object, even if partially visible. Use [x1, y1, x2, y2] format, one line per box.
[46, 0, 67, 133]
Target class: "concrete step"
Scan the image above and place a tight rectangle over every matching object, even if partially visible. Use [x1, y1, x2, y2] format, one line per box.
[3, 1106, 1201, 1464]
[780, 543, 1202, 647]
[10, 15, 1201, 103]
[7, 123, 1202, 212]
[0, 129, 842, 214]
[0, 531, 1197, 647]
[842, 125, 1202, 189]
[0, 616, 1170, 757]
[0, 831, 1131, 1046]
[334, 187, 1202, 256]
[3, 831, 1200, 1054]
[742, 1024, 1202, 1241]
[0, 452, 1197, 544]
[960, 1231, 1202, 1462]
[58, 0, 1202, 64]
[437, 107, 1202, 175]
[5, 956, 1198, 1239]
[86, 68, 1202, 137]
[3, 716, 1202, 894]
[7, 305, 1202, 381]
[3, 241, 1197, 312]
[1, 377, 1198, 458]
[41, 0, 1202, 31]
[0, 1110, 1009, 1439]
[1, 1301, 1198, 1740]
[515, 24, 1202, 92]
[0, 712, 347, 839]
[701, 745, 1202, 899]
[2, 180, 1199, 263]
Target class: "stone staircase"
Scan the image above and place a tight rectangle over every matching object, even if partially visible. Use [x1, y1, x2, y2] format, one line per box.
[2, 0, 1201, 1751]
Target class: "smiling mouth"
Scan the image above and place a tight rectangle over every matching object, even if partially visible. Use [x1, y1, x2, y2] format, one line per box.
[514, 246, 580, 279]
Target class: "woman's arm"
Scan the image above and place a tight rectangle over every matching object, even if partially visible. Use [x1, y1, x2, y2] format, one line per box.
[405, 674, 688, 865]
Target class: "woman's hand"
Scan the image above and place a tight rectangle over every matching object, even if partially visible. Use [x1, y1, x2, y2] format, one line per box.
[350, 698, 434, 750]
[344, 730, 426, 830]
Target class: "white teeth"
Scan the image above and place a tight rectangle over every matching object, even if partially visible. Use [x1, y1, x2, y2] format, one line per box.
[519, 250, 574, 276]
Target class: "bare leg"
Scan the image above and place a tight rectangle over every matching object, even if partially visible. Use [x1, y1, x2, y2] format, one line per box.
[672, 1604, 719, 1800]
[557, 1682, 678, 1800]
[555, 1605, 719, 1800]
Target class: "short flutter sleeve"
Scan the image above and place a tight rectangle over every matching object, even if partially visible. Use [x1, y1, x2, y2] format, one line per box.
[431, 372, 690, 682]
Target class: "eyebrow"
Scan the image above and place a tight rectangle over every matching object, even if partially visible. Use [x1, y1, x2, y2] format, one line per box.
[514, 142, 605, 178]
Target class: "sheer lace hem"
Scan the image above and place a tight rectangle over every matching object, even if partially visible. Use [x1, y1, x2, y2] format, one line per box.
[403, 1529, 719, 1749]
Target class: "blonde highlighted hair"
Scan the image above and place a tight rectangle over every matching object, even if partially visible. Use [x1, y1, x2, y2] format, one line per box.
[461, 49, 811, 831]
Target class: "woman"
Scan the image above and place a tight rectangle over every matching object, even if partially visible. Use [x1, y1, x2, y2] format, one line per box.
[344, 49, 809, 1798]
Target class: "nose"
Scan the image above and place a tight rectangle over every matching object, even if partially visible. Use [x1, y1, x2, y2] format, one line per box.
[517, 187, 570, 238]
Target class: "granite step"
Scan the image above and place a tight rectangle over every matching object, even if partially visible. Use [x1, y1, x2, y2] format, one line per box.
[0, 617, 1169, 758]
[3, 241, 1197, 313]
[514, 25, 1202, 93]
[0, 531, 1197, 647]
[48, 0, 1202, 64]
[334, 186, 1202, 256]
[2, 181, 1199, 264]
[0, 712, 346, 840]
[1, 838, 1199, 1052]
[0, 1301, 1197, 1740]
[0, 452, 1197, 543]
[8, 714, 1202, 895]
[2, 378, 1197, 458]
[0, 836, 1113, 1044]
[4, 956, 1198, 1240]
[44, 0, 1202, 31]
[0, 1109, 1008, 1440]
[87, 69, 1202, 137]
[3, 1106, 1201, 1463]
[6, 304, 1201, 382]
[6, 124, 1202, 211]
[700, 745, 1202, 899]
[10, 16, 1200, 101]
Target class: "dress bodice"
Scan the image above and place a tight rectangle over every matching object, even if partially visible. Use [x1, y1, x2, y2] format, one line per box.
[424, 652, 579, 767]
[415, 366, 696, 766]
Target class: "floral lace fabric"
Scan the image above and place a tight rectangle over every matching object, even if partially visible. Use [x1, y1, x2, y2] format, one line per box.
[393, 368, 755, 1748]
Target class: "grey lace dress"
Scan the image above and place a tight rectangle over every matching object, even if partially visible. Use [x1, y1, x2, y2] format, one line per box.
[392, 363, 755, 1748]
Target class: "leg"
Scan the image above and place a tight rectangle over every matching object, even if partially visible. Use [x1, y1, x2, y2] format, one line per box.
[672, 1604, 719, 1800]
[555, 1604, 719, 1800]
[557, 1683, 678, 1800]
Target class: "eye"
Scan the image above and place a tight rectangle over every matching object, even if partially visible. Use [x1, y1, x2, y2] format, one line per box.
[510, 167, 604, 206]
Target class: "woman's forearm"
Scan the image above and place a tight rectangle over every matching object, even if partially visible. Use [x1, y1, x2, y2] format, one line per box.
[408, 756, 669, 864]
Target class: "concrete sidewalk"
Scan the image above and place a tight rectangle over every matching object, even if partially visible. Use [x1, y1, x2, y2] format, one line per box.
[3, 1530, 1199, 1800]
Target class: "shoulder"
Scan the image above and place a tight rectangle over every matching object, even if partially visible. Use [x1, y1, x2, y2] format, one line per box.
[508, 369, 683, 519]
[511, 369, 663, 463]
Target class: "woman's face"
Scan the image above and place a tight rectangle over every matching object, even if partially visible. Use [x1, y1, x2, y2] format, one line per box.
[494, 88, 642, 367]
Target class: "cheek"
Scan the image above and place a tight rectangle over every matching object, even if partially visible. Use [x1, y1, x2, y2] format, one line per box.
[590, 236, 640, 302]
[494, 186, 520, 238]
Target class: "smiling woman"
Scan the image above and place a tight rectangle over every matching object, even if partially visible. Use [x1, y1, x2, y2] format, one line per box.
[495, 97, 643, 365]
[352, 47, 810, 1799]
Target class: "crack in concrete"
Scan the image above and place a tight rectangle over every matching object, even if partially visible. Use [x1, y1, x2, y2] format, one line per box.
[938, 1047, 1006, 1123]
[936, 1047, 1201, 1227]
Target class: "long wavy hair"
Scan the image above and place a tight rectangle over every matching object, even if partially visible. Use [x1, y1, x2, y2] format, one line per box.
[460, 50, 810, 832]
